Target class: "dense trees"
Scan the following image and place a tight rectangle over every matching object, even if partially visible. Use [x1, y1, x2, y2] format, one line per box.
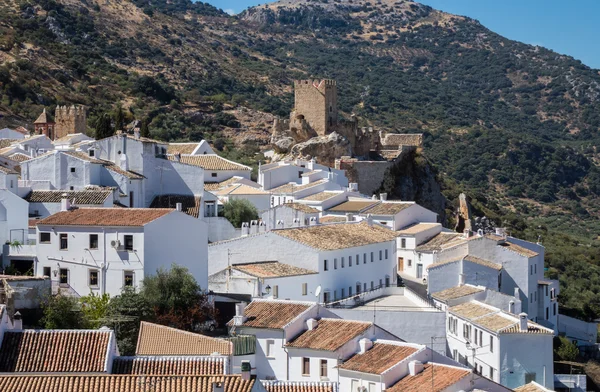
[222, 199, 259, 228]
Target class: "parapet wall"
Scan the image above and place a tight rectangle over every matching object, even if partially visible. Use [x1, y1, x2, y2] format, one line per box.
[382, 133, 423, 148]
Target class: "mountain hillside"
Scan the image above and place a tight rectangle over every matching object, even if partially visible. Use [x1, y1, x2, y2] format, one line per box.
[2, 0, 600, 318]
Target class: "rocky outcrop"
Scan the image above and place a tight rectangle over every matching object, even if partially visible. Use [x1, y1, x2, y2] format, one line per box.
[287, 132, 352, 166]
[273, 136, 295, 153]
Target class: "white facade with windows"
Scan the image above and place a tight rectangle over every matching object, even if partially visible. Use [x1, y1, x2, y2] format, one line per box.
[259, 158, 348, 191]
[34, 207, 208, 297]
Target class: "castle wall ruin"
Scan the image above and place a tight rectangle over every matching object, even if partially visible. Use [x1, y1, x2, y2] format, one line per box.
[54, 105, 87, 139]
[292, 79, 338, 136]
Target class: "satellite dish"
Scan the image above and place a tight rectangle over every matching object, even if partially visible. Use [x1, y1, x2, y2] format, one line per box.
[315, 285, 322, 298]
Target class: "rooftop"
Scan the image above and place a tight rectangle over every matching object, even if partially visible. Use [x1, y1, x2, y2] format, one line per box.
[362, 201, 415, 216]
[261, 380, 338, 392]
[416, 232, 466, 252]
[216, 184, 269, 196]
[499, 241, 539, 257]
[167, 142, 200, 155]
[327, 200, 379, 213]
[0, 375, 255, 392]
[150, 194, 201, 218]
[397, 223, 441, 235]
[299, 191, 340, 202]
[34, 109, 53, 124]
[103, 163, 145, 179]
[53, 133, 90, 145]
[318, 216, 346, 223]
[269, 179, 327, 194]
[0, 139, 17, 149]
[233, 262, 317, 278]
[287, 318, 371, 352]
[136, 322, 232, 356]
[7, 153, 31, 163]
[386, 363, 470, 392]
[464, 255, 502, 271]
[169, 154, 251, 171]
[279, 202, 319, 214]
[339, 342, 419, 374]
[514, 382, 553, 392]
[274, 221, 398, 251]
[0, 164, 18, 175]
[449, 301, 553, 335]
[112, 356, 226, 375]
[25, 190, 113, 205]
[0, 330, 112, 372]
[38, 208, 174, 227]
[431, 285, 484, 302]
[229, 300, 313, 329]
[204, 177, 244, 191]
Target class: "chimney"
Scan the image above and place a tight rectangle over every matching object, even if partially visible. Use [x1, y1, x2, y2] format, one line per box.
[12, 311, 22, 331]
[477, 229, 484, 237]
[133, 128, 140, 139]
[509, 300, 515, 314]
[372, 195, 377, 200]
[212, 382, 225, 392]
[259, 221, 267, 233]
[119, 153, 128, 171]
[306, 318, 318, 331]
[241, 360, 251, 381]
[495, 227, 506, 237]
[250, 220, 258, 235]
[358, 338, 373, 354]
[241, 222, 249, 236]
[346, 213, 354, 222]
[379, 193, 388, 201]
[459, 273, 465, 286]
[174, 153, 181, 162]
[514, 287, 520, 299]
[276, 220, 284, 229]
[366, 214, 374, 227]
[293, 218, 301, 227]
[175, 202, 182, 212]
[348, 183, 358, 192]
[309, 217, 318, 226]
[463, 229, 471, 238]
[519, 313, 528, 332]
[408, 360, 424, 376]
[233, 302, 247, 326]
[308, 157, 316, 170]
[61, 193, 71, 211]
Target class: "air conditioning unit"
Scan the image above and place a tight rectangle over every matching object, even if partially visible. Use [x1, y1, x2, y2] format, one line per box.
[110, 240, 121, 249]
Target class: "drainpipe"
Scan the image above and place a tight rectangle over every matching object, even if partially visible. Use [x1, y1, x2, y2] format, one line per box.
[102, 227, 107, 295]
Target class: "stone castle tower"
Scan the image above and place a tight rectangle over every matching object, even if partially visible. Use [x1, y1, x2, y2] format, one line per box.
[292, 79, 338, 136]
[54, 105, 87, 139]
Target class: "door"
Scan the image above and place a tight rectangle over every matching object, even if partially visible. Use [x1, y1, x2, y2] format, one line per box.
[416, 264, 423, 279]
[398, 257, 404, 272]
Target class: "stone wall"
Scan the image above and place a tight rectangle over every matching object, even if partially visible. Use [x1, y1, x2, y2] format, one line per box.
[381, 133, 423, 148]
[292, 79, 337, 136]
[54, 105, 87, 139]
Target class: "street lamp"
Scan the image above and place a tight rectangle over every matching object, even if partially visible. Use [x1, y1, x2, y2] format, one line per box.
[262, 285, 271, 297]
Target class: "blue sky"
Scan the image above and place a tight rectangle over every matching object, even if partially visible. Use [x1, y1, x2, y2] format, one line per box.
[204, 0, 600, 69]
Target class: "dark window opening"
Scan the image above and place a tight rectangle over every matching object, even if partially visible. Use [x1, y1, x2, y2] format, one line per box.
[43, 267, 51, 277]
[59, 234, 68, 250]
[124, 235, 134, 251]
[59, 268, 69, 285]
[124, 271, 134, 287]
[89, 270, 99, 287]
[89, 234, 98, 249]
[39, 232, 51, 243]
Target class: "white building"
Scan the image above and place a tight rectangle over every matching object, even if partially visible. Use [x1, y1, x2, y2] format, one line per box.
[357, 200, 438, 231]
[214, 184, 271, 213]
[52, 133, 94, 151]
[11, 134, 54, 155]
[35, 206, 208, 297]
[209, 221, 399, 303]
[25, 189, 117, 218]
[0, 128, 27, 140]
[259, 158, 348, 191]
[168, 154, 251, 183]
[0, 166, 19, 195]
[167, 140, 215, 156]
[446, 300, 554, 389]
[0, 189, 29, 257]
[260, 203, 320, 231]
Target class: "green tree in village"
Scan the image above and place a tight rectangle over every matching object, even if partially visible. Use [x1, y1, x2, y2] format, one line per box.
[41, 294, 86, 329]
[140, 118, 150, 138]
[105, 288, 153, 355]
[80, 293, 111, 329]
[94, 113, 114, 140]
[114, 104, 124, 132]
[222, 199, 259, 228]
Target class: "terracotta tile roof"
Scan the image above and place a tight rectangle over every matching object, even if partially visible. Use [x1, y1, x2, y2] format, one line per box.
[204, 177, 243, 191]
[431, 285, 484, 302]
[0, 164, 18, 175]
[25, 190, 112, 205]
[15, 126, 30, 135]
[416, 233, 466, 252]
[38, 208, 173, 227]
[54, 133, 90, 144]
[426, 258, 461, 271]
[464, 255, 502, 270]
[499, 241, 539, 257]
[387, 363, 470, 392]
[318, 216, 346, 223]
[339, 342, 418, 374]
[301, 170, 321, 176]
[150, 194, 201, 218]
[262, 380, 338, 392]
[287, 319, 371, 351]
[217, 184, 269, 196]
[0, 330, 112, 372]
[0, 139, 17, 149]
[230, 300, 313, 329]
[167, 143, 200, 155]
[169, 154, 251, 171]
[269, 179, 327, 194]
[299, 191, 339, 202]
[327, 200, 379, 213]
[0, 375, 255, 392]
[514, 382, 552, 392]
[28, 218, 40, 228]
[398, 223, 441, 235]
[136, 322, 232, 356]
[274, 222, 398, 251]
[233, 262, 317, 278]
[7, 153, 31, 162]
[63, 151, 105, 163]
[103, 163, 145, 179]
[485, 233, 505, 241]
[362, 202, 414, 215]
[34, 109, 53, 124]
[449, 301, 553, 335]
[112, 356, 226, 375]
[280, 202, 319, 213]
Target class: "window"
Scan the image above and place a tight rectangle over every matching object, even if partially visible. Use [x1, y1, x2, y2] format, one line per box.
[334, 258, 337, 269]
[356, 254, 359, 265]
[211, 173, 217, 178]
[546, 307, 549, 320]
[341, 257, 345, 268]
[385, 249, 388, 259]
[302, 283, 307, 296]
[371, 252, 374, 263]
[534, 264, 537, 274]
[43, 267, 51, 277]
[124, 271, 134, 287]
[266, 340, 275, 357]
[474, 328, 478, 344]
[341, 288, 345, 298]
[124, 235, 133, 251]
[363, 253, 367, 264]
[69, 186, 74, 190]
[490, 367, 494, 380]
[463, 324, 471, 340]
[320, 359, 328, 378]
[324, 260, 328, 271]
[349, 287, 352, 296]
[59, 233, 68, 250]
[349, 256, 352, 266]
[129, 191, 134, 208]
[490, 336, 494, 353]
[379, 279, 383, 287]
[401, 238, 406, 248]
[39, 232, 51, 244]
[530, 293, 533, 303]
[273, 285, 279, 299]
[363, 282, 367, 292]
[334, 290, 337, 300]
[89, 234, 98, 249]
[302, 358, 310, 376]
[59, 268, 69, 285]
[479, 330, 483, 346]
[371, 281, 374, 290]
[379, 250, 382, 260]
[323, 292, 330, 303]
[351, 380, 359, 390]
[70, 167, 76, 173]
[356, 284, 361, 295]
[298, 171, 303, 179]
[408, 259, 412, 267]
[89, 270, 99, 287]
[89, 150, 95, 157]
[530, 265, 532, 275]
